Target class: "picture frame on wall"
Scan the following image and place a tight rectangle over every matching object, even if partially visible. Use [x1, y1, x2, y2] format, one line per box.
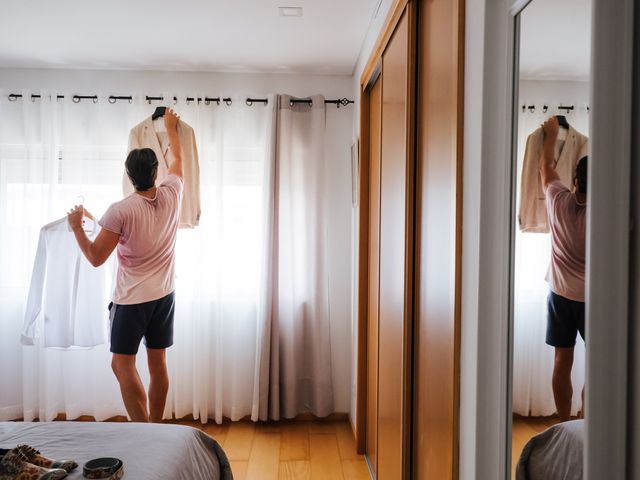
[351, 138, 359, 207]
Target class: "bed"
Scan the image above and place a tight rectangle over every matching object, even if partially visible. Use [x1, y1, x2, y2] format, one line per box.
[0, 421, 232, 479]
[516, 419, 584, 480]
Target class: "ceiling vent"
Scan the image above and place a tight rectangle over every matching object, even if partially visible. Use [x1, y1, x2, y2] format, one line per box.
[278, 6, 303, 17]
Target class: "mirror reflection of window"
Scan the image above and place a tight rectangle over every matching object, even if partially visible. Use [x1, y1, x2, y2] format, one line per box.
[511, 0, 592, 478]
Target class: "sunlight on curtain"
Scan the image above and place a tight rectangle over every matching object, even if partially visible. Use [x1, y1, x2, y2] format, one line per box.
[168, 97, 272, 423]
[0, 90, 272, 422]
[512, 105, 589, 417]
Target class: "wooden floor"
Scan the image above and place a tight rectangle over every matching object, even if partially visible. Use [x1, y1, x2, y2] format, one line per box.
[511, 416, 560, 478]
[174, 418, 371, 480]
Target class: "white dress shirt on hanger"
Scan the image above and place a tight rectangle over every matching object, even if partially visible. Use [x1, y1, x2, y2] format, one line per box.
[21, 217, 114, 348]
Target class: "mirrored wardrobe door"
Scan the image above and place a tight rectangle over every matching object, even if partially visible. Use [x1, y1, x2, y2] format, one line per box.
[509, 0, 592, 478]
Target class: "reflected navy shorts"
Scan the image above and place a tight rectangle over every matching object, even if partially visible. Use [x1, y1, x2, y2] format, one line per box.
[546, 291, 585, 348]
[108, 292, 175, 355]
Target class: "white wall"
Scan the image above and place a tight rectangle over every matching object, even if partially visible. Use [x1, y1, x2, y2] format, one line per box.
[348, 0, 395, 428]
[459, 0, 487, 477]
[0, 67, 355, 414]
[0, 68, 354, 100]
[519, 79, 589, 109]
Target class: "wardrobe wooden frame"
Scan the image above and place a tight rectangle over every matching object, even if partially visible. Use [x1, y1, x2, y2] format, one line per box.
[412, 1, 465, 478]
[356, 1, 416, 475]
[355, 0, 464, 478]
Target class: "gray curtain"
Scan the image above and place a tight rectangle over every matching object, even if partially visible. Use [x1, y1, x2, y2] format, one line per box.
[252, 94, 334, 420]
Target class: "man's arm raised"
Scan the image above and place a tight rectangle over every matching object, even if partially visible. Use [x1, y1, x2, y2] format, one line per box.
[165, 108, 183, 179]
[540, 116, 561, 190]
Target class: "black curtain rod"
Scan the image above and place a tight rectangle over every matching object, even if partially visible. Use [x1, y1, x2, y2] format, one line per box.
[520, 103, 585, 113]
[7, 93, 99, 103]
[145, 95, 232, 105]
[8, 93, 63, 101]
[246, 97, 354, 108]
[8, 93, 354, 108]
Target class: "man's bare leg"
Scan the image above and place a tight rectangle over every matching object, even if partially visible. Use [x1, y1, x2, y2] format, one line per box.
[552, 347, 574, 421]
[147, 348, 169, 423]
[111, 354, 149, 422]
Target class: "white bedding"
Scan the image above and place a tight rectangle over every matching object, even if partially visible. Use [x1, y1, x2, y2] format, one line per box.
[0, 421, 232, 480]
[516, 419, 584, 480]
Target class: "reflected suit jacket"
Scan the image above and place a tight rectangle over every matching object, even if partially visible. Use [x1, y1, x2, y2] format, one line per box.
[518, 125, 588, 233]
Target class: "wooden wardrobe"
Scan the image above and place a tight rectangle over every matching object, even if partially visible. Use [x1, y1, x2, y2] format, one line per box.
[356, 0, 464, 478]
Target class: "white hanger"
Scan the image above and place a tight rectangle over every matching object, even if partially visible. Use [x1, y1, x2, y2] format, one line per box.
[76, 195, 96, 234]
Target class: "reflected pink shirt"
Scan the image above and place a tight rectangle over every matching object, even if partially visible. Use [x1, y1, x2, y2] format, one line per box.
[99, 174, 183, 305]
[544, 179, 586, 302]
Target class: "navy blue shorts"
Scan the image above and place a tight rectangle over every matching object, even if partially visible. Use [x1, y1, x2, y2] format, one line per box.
[108, 292, 175, 355]
[546, 291, 585, 348]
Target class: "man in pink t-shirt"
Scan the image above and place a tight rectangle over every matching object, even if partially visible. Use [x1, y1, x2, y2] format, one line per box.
[540, 116, 587, 422]
[67, 109, 184, 422]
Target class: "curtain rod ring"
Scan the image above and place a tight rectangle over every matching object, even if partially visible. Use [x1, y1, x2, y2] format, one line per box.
[173, 96, 178, 105]
[8, 94, 18, 102]
[93, 96, 98, 104]
[108, 96, 116, 104]
[72, 95, 81, 103]
[224, 98, 232, 106]
[246, 99, 253, 107]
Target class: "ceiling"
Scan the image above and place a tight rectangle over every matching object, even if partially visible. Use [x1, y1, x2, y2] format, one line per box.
[519, 0, 592, 81]
[0, 0, 381, 75]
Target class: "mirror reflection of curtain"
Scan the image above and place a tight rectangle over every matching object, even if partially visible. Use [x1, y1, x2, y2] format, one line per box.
[0, 90, 333, 423]
[513, 100, 589, 417]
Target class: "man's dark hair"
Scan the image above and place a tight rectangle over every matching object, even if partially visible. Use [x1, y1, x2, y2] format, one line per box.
[575, 156, 588, 194]
[126, 148, 159, 191]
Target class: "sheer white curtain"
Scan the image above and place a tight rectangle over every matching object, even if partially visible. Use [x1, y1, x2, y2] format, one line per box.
[0, 90, 333, 423]
[0, 90, 144, 421]
[167, 96, 273, 423]
[512, 104, 589, 416]
[0, 91, 270, 421]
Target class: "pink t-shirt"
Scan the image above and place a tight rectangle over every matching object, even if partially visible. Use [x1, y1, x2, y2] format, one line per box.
[544, 179, 586, 302]
[100, 174, 184, 305]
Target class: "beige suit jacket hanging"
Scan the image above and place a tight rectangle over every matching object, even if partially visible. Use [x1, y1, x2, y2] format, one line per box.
[125, 116, 201, 228]
[518, 125, 588, 233]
